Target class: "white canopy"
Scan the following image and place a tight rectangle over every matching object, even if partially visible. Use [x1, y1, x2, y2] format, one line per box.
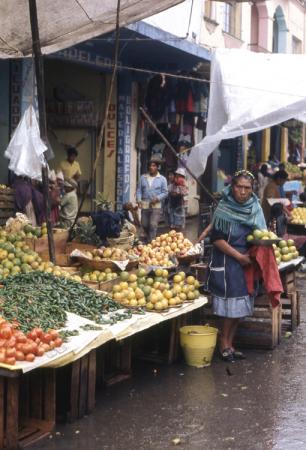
[0, 0, 183, 58]
[187, 48, 306, 177]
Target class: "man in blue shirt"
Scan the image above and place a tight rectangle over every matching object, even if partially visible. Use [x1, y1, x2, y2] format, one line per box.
[136, 159, 168, 241]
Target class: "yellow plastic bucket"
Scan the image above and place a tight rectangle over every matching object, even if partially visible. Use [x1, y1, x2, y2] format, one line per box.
[180, 325, 218, 368]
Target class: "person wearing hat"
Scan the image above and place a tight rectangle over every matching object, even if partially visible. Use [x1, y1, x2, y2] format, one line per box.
[59, 179, 78, 229]
[59, 147, 82, 182]
[136, 159, 168, 241]
[168, 167, 189, 230]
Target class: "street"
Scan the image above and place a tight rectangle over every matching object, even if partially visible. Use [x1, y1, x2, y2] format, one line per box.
[33, 293, 306, 450]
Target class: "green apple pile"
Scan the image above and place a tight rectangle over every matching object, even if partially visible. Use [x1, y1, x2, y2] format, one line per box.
[273, 239, 299, 265]
[111, 268, 200, 311]
[247, 229, 278, 242]
[82, 268, 118, 283]
[0, 227, 80, 281]
[23, 223, 48, 239]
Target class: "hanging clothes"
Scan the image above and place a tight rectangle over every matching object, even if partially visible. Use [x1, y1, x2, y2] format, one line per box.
[145, 75, 168, 121]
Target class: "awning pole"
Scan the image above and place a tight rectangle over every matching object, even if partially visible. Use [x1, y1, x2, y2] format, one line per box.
[28, 0, 55, 263]
[139, 107, 217, 205]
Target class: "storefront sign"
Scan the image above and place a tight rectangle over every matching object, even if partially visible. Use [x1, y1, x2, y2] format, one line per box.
[103, 99, 117, 204]
[105, 103, 116, 158]
[10, 60, 22, 134]
[116, 78, 132, 210]
[55, 47, 121, 71]
[46, 100, 95, 128]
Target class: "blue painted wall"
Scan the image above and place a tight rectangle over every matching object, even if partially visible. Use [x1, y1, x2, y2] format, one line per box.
[0, 61, 10, 184]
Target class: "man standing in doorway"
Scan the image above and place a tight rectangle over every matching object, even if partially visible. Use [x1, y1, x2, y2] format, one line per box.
[59, 147, 82, 183]
[136, 159, 168, 242]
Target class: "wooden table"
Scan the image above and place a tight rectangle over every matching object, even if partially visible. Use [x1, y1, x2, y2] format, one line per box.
[0, 367, 55, 450]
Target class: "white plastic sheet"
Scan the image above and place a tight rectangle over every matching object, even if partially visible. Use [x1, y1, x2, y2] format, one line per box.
[5, 105, 47, 180]
[187, 49, 306, 177]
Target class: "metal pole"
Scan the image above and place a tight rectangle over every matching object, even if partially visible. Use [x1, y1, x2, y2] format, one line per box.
[139, 107, 217, 205]
[28, 0, 55, 262]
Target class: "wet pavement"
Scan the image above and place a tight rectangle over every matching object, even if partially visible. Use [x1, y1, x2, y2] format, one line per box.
[32, 293, 306, 450]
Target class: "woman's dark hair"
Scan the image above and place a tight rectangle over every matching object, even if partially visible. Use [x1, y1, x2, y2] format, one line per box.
[270, 203, 284, 218]
[232, 170, 255, 186]
[273, 170, 288, 181]
[260, 164, 268, 176]
[67, 147, 78, 157]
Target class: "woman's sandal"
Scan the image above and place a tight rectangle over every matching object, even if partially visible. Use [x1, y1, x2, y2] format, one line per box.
[220, 348, 235, 363]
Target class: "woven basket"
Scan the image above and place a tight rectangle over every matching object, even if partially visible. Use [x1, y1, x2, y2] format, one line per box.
[77, 257, 139, 273]
[107, 231, 135, 250]
[177, 253, 201, 265]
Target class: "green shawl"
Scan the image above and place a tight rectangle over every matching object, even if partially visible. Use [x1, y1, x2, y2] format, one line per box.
[213, 186, 266, 234]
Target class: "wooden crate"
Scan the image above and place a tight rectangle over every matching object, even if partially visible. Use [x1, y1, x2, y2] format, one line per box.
[236, 295, 282, 349]
[295, 272, 306, 292]
[281, 270, 295, 296]
[133, 314, 192, 366]
[0, 368, 55, 450]
[0, 192, 15, 226]
[96, 339, 132, 387]
[56, 350, 96, 423]
[281, 292, 298, 333]
[34, 230, 68, 253]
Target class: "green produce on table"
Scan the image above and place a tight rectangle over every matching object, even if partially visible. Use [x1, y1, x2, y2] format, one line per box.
[273, 239, 299, 264]
[0, 272, 131, 332]
[82, 268, 118, 283]
[0, 227, 80, 281]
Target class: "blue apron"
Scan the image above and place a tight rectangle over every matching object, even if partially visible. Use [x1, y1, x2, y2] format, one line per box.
[208, 224, 251, 299]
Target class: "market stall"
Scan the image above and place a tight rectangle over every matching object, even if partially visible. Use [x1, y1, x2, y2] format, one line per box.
[0, 219, 208, 449]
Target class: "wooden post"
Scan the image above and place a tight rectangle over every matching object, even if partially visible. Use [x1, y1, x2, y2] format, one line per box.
[261, 128, 271, 162]
[28, 0, 55, 263]
[243, 135, 248, 169]
[280, 127, 288, 163]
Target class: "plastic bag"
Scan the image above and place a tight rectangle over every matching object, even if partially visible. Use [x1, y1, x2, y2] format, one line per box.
[5, 105, 47, 180]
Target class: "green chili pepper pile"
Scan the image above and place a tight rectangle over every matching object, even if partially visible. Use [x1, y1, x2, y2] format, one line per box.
[0, 271, 132, 332]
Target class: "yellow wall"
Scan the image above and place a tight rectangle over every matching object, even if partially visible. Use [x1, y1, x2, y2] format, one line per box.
[45, 60, 107, 212]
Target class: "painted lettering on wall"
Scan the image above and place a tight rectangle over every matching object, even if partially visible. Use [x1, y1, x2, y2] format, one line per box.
[10, 61, 22, 134]
[116, 86, 131, 211]
[106, 104, 116, 158]
[55, 47, 121, 71]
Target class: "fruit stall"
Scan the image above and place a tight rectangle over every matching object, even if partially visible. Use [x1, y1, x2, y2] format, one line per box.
[0, 217, 208, 449]
[1, 206, 306, 449]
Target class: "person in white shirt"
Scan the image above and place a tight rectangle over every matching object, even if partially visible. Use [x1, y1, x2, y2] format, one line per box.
[136, 160, 168, 241]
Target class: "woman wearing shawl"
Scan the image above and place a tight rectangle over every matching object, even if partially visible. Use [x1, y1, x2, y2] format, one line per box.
[208, 170, 266, 362]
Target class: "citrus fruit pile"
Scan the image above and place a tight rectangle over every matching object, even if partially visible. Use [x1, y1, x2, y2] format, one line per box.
[23, 223, 48, 238]
[273, 239, 299, 264]
[111, 268, 200, 311]
[247, 229, 278, 242]
[82, 247, 129, 261]
[82, 268, 118, 283]
[291, 208, 306, 225]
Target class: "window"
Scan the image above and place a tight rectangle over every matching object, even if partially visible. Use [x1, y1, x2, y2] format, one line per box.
[292, 36, 302, 54]
[204, 1, 217, 22]
[222, 2, 241, 38]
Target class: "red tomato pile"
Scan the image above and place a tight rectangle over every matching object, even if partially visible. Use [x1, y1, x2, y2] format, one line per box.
[0, 318, 63, 366]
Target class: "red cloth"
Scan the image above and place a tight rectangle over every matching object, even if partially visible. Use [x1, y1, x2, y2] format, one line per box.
[244, 246, 283, 308]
